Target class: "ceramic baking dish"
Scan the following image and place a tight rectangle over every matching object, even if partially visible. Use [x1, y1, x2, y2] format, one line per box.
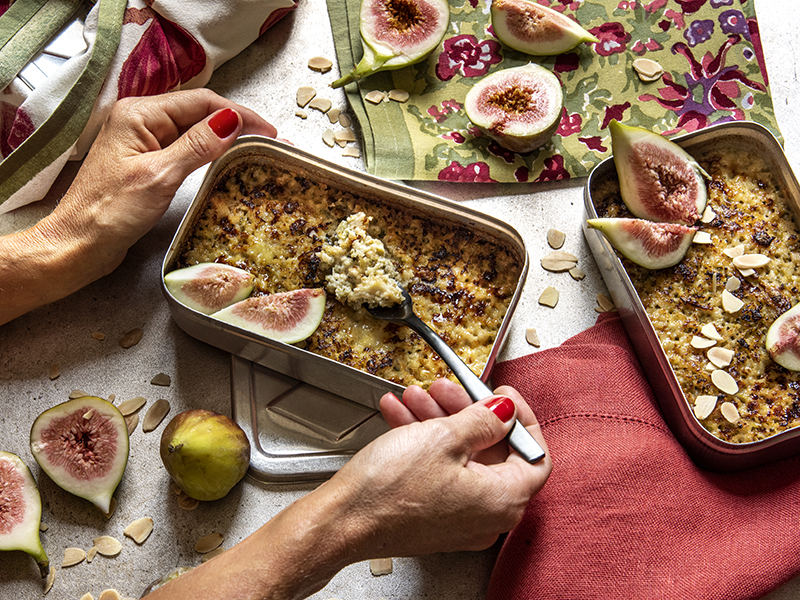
[583, 121, 800, 472]
[162, 136, 528, 411]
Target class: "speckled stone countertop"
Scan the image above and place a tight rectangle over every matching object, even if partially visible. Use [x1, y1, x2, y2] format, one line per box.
[2, 0, 800, 598]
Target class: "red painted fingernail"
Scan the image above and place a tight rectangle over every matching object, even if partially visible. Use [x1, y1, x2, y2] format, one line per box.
[485, 396, 515, 423]
[209, 108, 239, 138]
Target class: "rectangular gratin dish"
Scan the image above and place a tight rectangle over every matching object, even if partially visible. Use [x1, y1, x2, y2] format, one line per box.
[162, 136, 529, 411]
[583, 121, 800, 472]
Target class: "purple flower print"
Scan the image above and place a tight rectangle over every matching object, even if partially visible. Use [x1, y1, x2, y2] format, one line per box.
[534, 155, 570, 182]
[719, 10, 747, 35]
[443, 131, 465, 143]
[427, 100, 463, 123]
[438, 161, 496, 182]
[436, 35, 503, 81]
[588, 22, 630, 56]
[710, 0, 733, 6]
[685, 19, 714, 47]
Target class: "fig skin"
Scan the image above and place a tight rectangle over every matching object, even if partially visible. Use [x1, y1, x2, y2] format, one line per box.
[164, 262, 255, 315]
[766, 303, 800, 371]
[0, 451, 49, 577]
[491, 0, 599, 56]
[610, 120, 708, 226]
[464, 64, 563, 153]
[587, 217, 697, 270]
[160, 410, 251, 502]
[212, 288, 326, 345]
[29, 397, 129, 514]
[331, 0, 450, 87]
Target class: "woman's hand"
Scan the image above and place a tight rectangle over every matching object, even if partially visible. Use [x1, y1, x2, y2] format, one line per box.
[0, 89, 276, 325]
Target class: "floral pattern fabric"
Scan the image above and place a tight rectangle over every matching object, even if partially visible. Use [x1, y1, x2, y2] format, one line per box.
[327, 0, 780, 182]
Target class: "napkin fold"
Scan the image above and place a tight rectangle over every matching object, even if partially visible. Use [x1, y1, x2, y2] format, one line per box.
[489, 313, 800, 600]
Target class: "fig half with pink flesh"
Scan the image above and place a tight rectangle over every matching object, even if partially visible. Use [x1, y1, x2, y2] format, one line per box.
[610, 120, 708, 225]
[464, 64, 563, 153]
[30, 397, 129, 514]
[587, 217, 697, 270]
[212, 288, 326, 344]
[766, 303, 800, 371]
[164, 262, 255, 315]
[0, 451, 49, 577]
[331, 0, 450, 87]
[491, 0, 598, 56]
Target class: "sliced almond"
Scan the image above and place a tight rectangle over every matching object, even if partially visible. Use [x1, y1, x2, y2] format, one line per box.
[525, 327, 540, 347]
[705, 362, 717, 372]
[721, 289, 744, 313]
[700, 205, 716, 223]
[49, 364, 60, 380]
[546, 228, 566, 249]
[723, 244, 745, 258]
[44, 566, 55, 594]
[83, 409, 95, 420]
[725, 276, 741, 292]
[545, 250, 578, 262]
[632, 57, 663, 82]
[538, 286, 559, 308]
[124, 517, 154, 544]
[693, 395, 717, 420]
[92, 331, 105, 341]
[195, 532, 224, 554]
[177, 493, 200, 511]
[125, 412, 139, 434]
[342, 147, 361, 159]
[334, 128, 357, 144]
[86, 546, 98, 563]
[540, 258, 577, 272]
[339, 113, 352, 128]
[327, 108, 341, 123]
[720, 401, 740, 423]
[106, 393, 115, 404]
[690, 336, 716, 349]
[737, 267, 756, 278]
[117, 396, 146, 416]
[40, 522, 48, 532]
[294, 109, 308, 119]
[150, 373, 171, 386]
[296, 86, 316, 108]
[322, 128, 336, 148]
[387, 89, 409, 103]
[711, 370, 739, 395]
[308, 97, 332, 113]
[62, 547, 86, 567]
[364, 90, 386, 104]
[69, 389, 89, 399]
[732, 253, 770, 269]
[569, 267, 586, 281]
[93, 535, 123, 557]
[693, 231, 712, 244]
[708, 347, 735, 368]
[142, 399, 170, 432]
[80, 594, 94, 600]
[596, 293, 615, 312]
[201, 547, 226, 563]
[119, 328, 143, 349]
[307, 56, 333, 73]
[98, 590, 122, 600]
[369, 557, 394, 576]
[700, 323, 723, 342]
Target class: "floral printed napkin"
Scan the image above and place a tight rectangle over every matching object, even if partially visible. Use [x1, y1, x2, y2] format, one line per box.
[326, 0, 781, 182]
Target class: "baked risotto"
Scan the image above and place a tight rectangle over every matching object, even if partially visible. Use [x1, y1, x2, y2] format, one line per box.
[594, 145, 800, 444]
[173, 156, 522, 389]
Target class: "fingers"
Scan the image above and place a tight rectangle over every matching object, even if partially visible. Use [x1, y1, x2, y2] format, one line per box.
[380, 379, 474, 428]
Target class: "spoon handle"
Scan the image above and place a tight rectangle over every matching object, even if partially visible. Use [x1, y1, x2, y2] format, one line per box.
[405, 314, 546, 464]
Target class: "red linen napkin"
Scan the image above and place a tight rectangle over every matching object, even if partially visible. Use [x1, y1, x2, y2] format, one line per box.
[488, 313, 800, 600]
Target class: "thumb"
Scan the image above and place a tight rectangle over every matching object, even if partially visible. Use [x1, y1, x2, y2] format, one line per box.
[447, 396, 517, 456]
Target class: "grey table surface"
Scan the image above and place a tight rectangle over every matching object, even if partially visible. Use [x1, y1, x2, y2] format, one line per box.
[2, 0, 799, 598]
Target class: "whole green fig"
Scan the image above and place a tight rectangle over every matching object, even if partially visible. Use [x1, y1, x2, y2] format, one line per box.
[160, 409, 250, 501]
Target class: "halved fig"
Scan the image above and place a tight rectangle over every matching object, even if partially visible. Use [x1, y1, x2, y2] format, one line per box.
[0, 451, 49, 577]
[331, 0, 450, 88]
[464, 64, 563, 153]
[587, 217, 697, 270]
[30, 397, 129, 514]
[212, 288, 326, 344]
[610, 120, 708, 225]
[491, 0, 599, 56]
[766, 303, 800, 371]
[164, 263, 255, 315]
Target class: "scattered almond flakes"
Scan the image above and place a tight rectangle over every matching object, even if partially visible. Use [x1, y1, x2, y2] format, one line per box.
[327, 108, 341, 123]
[339, 113, 352, 127]
[334, 128, 357, 144]
[541, 258, 576, 272]
[40, 522, 49, 532]
[118, 396, 146, 416]
[92, 331, 106, 341]
[106, 393, 115, 404]
[737, 267, 756, 278]
[177, 492, 200, 511]
[700, 323, 723, 342]
[538, 286, 559, 308]
[142, 399, 170, 432]
[44, 566, 55, 594]
[721, 289, 744, 313]
[124, 517, 154, 545]
[201, 547, 226, 563]
[308, 97, 332, 113]
[342, 147, 361, 159]
[125, 413, 139, 434]
[119, 328, 143, 349]
[690, 336, 716, 349]
[150, 373, 171, 386]
[569, 267, 586, 281]
[322, 128, 336, 147]
[62, 547, 86, 567]
[693, 231, 712, 244]
[546, 228, 566, 249]
[93, 535, 123, 557]
[195, 532, 224, 554]
[632, 57, 663, 82]
[711, 369, 739, 395]
[725, 276, 741, 292]
[87, 547, 98, 563]
[708, 347, 734, 368]
[720, 401, 741, 423]
[387, 89, 409, 103]
[525, 327, 540, 348]
[308, 56, 333, 73]
[296, 86, 316, 108]
[596, 293, 615, 313]
[369, 557, 394, 576]
[49, 364, 60, 380]
[364, 90, 386, 104]
[700, 205, 716, 223]
[69, 389, 89, 399]
[83, 409, 95, 420]
[693, 395, 717, 420]
[80, 594, 94, 600]
[98, 590, 122, 600]
[294, 109, 308, 119]
[722, 244, 745, 258]
[732, 253, 770, 269]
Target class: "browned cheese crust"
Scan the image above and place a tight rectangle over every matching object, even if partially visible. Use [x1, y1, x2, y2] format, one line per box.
[175, 156, 521, 389]
[595, 146, 800, 444]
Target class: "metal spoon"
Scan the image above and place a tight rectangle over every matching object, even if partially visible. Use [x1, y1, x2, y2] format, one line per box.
[367, 288, 546, 464]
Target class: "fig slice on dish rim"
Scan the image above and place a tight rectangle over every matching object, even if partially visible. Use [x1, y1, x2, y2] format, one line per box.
[609, 120, 708, 226]
[30, 397, 129, 514]
[212, 288, 327, 345]
[164, 262, 255, 315]
[490, 0, 599, 56]
[766, 303, 800, 371]
[331, 0, 450, 88]
[587, 217, 697, 270]
[464, 63, 563, 153]
[0, 451, 49, 577]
